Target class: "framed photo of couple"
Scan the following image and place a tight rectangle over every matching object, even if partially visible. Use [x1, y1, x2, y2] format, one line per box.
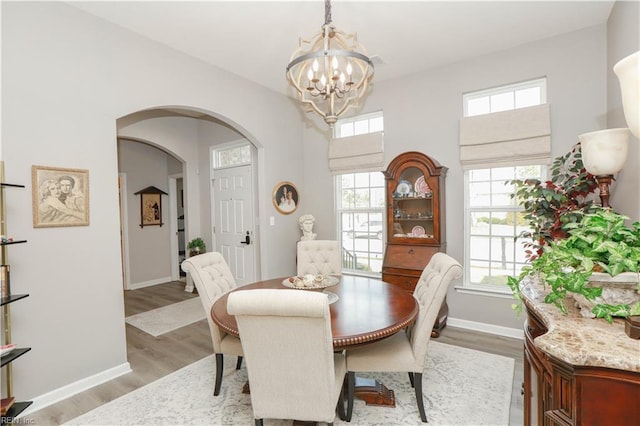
[31, 165, 90, 228]
[273, 181, 299, 215]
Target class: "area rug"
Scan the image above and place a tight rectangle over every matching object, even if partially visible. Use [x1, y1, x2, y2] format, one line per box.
[65, 341, 514, 425]
[124, 298, 205, 337]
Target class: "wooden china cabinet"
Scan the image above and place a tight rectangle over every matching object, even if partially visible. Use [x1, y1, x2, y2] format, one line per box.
[382, 151, 448, 336]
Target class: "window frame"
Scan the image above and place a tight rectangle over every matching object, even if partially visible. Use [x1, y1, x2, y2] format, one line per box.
[461, 165, 546, 296]
[463, 77, 547, 117]
[333, 111, 385, 276]
[335, 171, 386, 277]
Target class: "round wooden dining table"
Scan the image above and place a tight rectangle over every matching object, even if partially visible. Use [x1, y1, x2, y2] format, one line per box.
[211, 274, 419, 408]
[211, 274, 419, 350]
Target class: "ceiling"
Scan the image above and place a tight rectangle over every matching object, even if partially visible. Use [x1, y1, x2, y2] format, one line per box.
[69, 1, 614, 97]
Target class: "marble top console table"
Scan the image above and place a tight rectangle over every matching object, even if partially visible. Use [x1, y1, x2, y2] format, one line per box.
[520, 278, 640, 425]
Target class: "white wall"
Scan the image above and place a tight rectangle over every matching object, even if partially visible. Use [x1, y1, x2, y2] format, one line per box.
[607, 0, 640, 216]
[1, 1, 302, 404]
[301, 25, 609, 330]
[118, 140, 174, 287]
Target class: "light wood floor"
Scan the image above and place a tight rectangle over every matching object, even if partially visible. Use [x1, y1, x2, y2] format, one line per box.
[27, 280, 524, 425]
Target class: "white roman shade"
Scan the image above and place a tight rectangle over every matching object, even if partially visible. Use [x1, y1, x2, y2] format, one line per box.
[459, 104, 551, 169]
[328, 131, 384, 174]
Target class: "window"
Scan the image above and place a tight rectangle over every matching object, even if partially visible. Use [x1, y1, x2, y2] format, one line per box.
[461, 78, 548, 294]
[212, 143, 251, 169]
[465, 165, 544, 290]
[336, 111, 383, 137]
[463, 78, 546, 117]
[337, 172, 385, 274]
[334, 111, 384, 275]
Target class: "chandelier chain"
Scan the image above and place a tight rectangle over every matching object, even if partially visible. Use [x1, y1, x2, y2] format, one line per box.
[324, 0, 332, 25]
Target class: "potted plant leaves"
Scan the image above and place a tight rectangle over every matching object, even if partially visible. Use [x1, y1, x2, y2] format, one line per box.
[508, 208, 640, 323]
[187, 237, 206, 257]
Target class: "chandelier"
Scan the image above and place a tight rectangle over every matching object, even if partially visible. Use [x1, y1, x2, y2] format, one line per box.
[286, 0, 374, 127]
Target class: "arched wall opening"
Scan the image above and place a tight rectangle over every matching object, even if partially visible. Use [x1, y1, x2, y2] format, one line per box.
[115, 106, 264, 290]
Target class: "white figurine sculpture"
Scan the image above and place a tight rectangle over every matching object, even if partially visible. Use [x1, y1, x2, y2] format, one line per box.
[298, 214, 317, 241]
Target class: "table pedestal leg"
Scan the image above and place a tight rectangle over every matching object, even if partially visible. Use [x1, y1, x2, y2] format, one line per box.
[354, 376, 396, 407]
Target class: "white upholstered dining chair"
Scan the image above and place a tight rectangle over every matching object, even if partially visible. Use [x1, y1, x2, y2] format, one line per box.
[345, 252, 463, 423]
[180, 252, 243, 396]
[227, 289, 348, 426]
[297, 239, 342, 276]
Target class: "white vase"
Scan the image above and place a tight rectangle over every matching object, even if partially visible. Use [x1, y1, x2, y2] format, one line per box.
[572, 272, 640, 318]
[614, 50, 640, 139]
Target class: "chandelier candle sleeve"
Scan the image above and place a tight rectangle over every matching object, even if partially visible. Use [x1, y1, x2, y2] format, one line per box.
[286, 0, 374, 127]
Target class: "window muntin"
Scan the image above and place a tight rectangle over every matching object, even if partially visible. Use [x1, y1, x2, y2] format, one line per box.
[465, 165, 544, 289]
[463, 78, 546, 117]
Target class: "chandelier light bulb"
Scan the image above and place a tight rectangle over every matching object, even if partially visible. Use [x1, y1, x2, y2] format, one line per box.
[346, 62, 353, 76]
[320, 74, 327, 87]
[312, 59, 319, 73]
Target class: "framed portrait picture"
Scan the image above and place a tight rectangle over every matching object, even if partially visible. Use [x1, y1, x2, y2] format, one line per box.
[31, 165, 90, 228]
[134, 186, 168, 228]
[273, 181, 299, 215]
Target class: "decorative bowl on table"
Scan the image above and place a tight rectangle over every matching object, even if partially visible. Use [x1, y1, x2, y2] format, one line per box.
[282, 274, 339, 290]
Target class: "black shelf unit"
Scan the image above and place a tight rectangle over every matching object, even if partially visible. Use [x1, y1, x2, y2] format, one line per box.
[0, 294, 28, 307]
[1, 401, 33, 424]
[1, 169, 32, 424]
[0, 348, 31, 368]
[0, 240, 27, 247]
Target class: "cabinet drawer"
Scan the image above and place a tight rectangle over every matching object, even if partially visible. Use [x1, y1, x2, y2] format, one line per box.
[383, 244, 439, 271]
[382, 271, 418, 292]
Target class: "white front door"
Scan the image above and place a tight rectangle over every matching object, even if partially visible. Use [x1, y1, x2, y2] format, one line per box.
[212, 164, 256, 285]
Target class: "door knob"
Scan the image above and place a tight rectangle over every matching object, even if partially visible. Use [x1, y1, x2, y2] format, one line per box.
[240, 231, 251, 245]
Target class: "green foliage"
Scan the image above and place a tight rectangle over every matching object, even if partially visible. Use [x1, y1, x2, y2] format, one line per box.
[187, 237, 206, 253]
[508, 208, 640, 322]
[508, 143, 599, 260]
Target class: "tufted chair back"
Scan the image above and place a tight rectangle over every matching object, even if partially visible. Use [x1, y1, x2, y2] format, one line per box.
[181, 252, 237, 352]
[344, 252, 462, 422]
[228, 289, 347, 425]
[297, 240, 342, 276]
[408, 252, 463, 369]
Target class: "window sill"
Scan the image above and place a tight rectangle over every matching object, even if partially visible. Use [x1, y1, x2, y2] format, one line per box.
[454, 284, 514, 300]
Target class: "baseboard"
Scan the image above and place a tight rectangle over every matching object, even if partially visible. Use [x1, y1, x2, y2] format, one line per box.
[21, 362, 132, 417]
[127, 276, 173, 290]
[447, 317, 524, 340]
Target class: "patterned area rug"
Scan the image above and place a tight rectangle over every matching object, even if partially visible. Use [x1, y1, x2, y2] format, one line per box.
[124, 298, 204, 337]
[65, 341, 514, 425]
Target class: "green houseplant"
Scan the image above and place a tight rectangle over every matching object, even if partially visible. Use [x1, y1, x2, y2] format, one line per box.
[508, 208, 640, 322]
[509, 143, 599, 260]
[187, 237, 206, 256]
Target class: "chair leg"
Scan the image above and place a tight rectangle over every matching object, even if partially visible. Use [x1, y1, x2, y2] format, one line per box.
[254, 419, 263, 426]
[236, 356, 243, 370]
[408, 372, 415, 388]
[214, 353, 223, 396]
[413, 372, 427, 423]
[336, 374, 347, 421]
[345, 371, 355, 422]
